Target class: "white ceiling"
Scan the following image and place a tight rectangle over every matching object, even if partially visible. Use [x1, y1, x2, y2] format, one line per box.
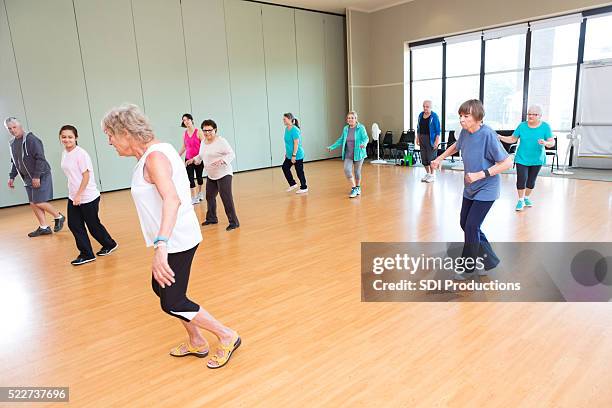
[259, 0, 415, 14]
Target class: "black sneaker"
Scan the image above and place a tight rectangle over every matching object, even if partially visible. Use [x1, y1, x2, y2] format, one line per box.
[71, 256, 96, 266]
[96, 243, 119, 257]
[28, 226, 52, 237]
[54, 213, 66, 232]
[202, 220, 218, 226]
[226, 224, 239, 231]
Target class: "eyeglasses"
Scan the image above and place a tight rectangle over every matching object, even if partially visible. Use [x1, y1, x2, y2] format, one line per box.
[527, 113, 540, 116]
[202, 129, 214, 133]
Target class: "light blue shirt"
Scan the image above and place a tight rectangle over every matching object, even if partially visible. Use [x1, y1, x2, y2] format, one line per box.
[513, 121, 553, 166]
[284, 126, 304, 160]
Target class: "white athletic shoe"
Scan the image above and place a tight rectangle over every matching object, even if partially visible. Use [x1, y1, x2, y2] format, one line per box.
[424, 173, 435, 183]
[286, 184, 299, 192]
[197, 192, 204, 202]
[421, 174, 429, 182]
[191, 197, 199, 205]
[296, 188, 308, 194]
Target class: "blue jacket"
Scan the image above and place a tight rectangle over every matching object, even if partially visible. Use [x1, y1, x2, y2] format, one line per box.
[417, 111, 441, 146]
[329, 123, 368, 161]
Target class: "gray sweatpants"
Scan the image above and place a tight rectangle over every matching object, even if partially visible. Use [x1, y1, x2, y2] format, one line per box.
[344, 158, 364, 181]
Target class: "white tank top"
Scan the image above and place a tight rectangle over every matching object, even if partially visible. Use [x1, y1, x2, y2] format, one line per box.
[131, 142, 202, 253]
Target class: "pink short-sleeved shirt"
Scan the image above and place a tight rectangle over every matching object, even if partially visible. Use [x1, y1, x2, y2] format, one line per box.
[60, 146, 100, 203]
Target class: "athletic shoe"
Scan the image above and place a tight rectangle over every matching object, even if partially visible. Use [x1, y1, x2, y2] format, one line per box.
[28, 226, 52, 237]
[53, 213, 65, 232]
[286, 184, 298, 192]
[202, 220, 218, 226]
[197, 192, 204, 202]
[453, 271, 474, 281]
[96, 243, 118, 257]
[226, 224, 239, 231]
[71, 255, 96, 266]
[425, 174, 435, 183]
[191, 197, 199, 205]
[515, 200, 525, 211]
[524, 197, 533, 207]
[349, 187, 358, 198]
[356, 186, 361, 195]
[421, 174, 429, 182]
[296, 188, 308, 194]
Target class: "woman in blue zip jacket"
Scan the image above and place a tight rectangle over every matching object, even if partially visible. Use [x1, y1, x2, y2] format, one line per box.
[416, 100, 441, 183]
[328, 111, 368, 198]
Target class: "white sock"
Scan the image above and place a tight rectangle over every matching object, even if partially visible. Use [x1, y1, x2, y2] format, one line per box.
[518, 198, 524, 202]
[40, 225, 49, 229]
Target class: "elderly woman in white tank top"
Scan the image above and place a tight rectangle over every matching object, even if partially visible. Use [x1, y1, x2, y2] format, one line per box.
[101, 104, 240, 369]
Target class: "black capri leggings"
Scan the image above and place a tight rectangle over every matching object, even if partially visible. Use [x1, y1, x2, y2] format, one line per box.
[186, 161, 204, 189]
[151, 244, 200, 322]
[516, 163, 542, 190]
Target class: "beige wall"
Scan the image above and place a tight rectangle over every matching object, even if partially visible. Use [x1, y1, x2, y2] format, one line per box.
[349, 0, 612, 138]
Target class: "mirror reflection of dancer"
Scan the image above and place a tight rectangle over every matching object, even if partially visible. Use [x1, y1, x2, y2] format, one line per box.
[432, 100, 512, 279]
[102, 105, 240, 369]
[328, 111, 368, 198]
[59, 125, 118, 265]
[281, 113, 308, 194]
[5, 117, 65, 237]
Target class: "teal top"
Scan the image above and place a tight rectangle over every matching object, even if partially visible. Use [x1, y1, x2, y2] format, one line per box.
[513, 121, 553, 166]
[284, 125, 304, 160]
[329, 123, 368, 161]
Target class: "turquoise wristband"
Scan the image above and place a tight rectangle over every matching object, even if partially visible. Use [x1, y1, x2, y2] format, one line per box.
[153, 236, 169, 245]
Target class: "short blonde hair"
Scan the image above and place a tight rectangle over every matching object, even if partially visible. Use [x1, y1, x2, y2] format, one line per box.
[458, 99, 485, 121]
[347, 111, 358, 119]
[101, 104, 154, 143]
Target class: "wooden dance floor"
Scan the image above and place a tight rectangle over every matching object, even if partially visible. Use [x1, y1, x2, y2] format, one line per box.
[1, 160, 611, 406]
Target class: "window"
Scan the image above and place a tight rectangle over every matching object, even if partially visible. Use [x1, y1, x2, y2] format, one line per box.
[445, 39, 481, 133]
[584, 14, 612, 62]
[529, 22, 580, 164]
[410, 44, 443, 130]
[483, 33, 526, 130]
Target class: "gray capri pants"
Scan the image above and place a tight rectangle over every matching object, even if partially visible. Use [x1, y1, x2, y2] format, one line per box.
[343, 158, 364, 180]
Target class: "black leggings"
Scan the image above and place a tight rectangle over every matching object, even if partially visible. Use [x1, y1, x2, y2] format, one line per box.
[151, 244, 200, 322]
[186, 161, 204, 189]
[516, 164, 541, 190]
[281, 158, 307, 189]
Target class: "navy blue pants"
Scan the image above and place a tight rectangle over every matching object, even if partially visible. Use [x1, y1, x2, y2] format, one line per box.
[460, 197, 500, 271]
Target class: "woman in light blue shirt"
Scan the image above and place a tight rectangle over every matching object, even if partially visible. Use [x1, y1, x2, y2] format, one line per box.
[328, 111, 368, 198]
[498, 105, 555, 211]
[281, 113, 307, 194]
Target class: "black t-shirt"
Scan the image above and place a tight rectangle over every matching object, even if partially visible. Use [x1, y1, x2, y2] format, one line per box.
[419, 114, 430, 136]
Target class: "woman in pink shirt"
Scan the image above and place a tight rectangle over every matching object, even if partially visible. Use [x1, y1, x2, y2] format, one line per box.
[178, 114, 205, 205]
[59, 125, 117, 266]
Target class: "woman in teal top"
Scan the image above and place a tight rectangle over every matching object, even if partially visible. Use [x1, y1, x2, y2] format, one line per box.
[328, 111, 368, 198]
[281, 113, 307, 194]
[498, 105, 555, 211]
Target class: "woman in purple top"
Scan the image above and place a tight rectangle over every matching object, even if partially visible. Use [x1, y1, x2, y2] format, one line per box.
[178, 113, 205, 205]
[432, 100, 513, 279]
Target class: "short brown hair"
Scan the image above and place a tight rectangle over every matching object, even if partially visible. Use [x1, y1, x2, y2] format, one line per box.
[458, 99, 485, 121]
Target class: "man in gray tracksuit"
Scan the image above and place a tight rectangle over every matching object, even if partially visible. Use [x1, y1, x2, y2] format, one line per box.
[5, 117, 65, 237]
